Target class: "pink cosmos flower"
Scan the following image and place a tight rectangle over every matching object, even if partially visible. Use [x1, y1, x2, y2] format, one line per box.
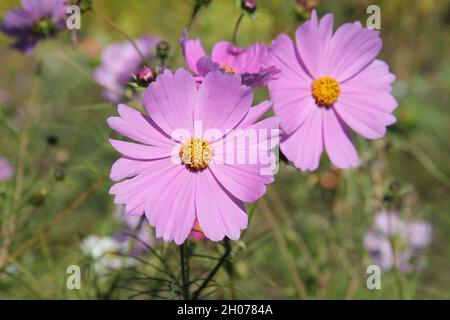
[94, 36, 159, 103]
[364, 211, 432, 272]
[264, 10, 397, 171]
[181, 31, 278, 88]
[0, 156, 14, 181]
[108, 68, 279, 244]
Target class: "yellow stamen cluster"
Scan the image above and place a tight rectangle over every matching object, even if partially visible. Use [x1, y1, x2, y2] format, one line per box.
[179, 138, 213, 170]
[221, 64, 237, 75]
[312, 76, 341, 106]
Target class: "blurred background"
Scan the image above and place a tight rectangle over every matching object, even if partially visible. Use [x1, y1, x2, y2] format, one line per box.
[0, 0, 449, 299]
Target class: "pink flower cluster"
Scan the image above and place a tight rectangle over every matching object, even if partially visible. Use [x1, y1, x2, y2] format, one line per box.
[106, 10, 398, 244]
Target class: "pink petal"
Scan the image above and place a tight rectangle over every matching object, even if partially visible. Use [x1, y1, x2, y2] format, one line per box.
[340, 60, 398, 113]
[110, 158, 156, 181]
[264, 34, 311, 83]
[110, 158, 177, 216]
[329, 21, 382, 82]
[269, 88, 316, 135]
[209, 162, 268, 202]
[323, 108, 359, 169]
[107, 105, 174, 148]
[143, 68, 197, 136]
[212, 116, 281, 164]
[237, 100, 272, 128]
[109, 139, 172, 160]
[196, 169, 247, 241]
[181, 32, 206, 74]
[212, 41, 268, 74]
[280, 108, 324, 171]
[146, 168, 196, 244]
[334, 97, 396, 140]
[196, 71, 252, 132]
[211, 41, 236, 68]
[295, 11, 334, 78]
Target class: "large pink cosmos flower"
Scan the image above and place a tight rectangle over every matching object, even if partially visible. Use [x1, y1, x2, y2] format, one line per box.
[181, 31, 277, 88]
[107, 69, 279, 244]
[264, 10, 397, 171]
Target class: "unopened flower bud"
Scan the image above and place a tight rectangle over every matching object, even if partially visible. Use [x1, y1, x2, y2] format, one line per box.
[156, 40, 170, 60]
[389, 181, 401, 192]
[294, 0, 320, 21]
[136, 66, 156, 87]
[54, 168, 65, 181]
[46, 134, 59, 146]
[241, 0, 257, 14]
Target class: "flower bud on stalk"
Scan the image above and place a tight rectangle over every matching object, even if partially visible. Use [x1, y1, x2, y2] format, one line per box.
[241, 0, 257, 14]
[156, 40, 170, 63]
[294, 0, 320, 21]
[136, 66, 157, 87]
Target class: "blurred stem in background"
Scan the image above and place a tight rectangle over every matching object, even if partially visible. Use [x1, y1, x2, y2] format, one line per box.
[0, 58, 41, 268]
[89, 10, 148, 64]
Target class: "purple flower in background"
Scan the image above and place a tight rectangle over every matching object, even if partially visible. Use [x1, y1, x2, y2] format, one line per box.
[0, 0, 67, 54]
[364, 211, 433, 272]
[113, 205, 156, 256]
[181, 30, 278, 88]
[0, 156, 14, 181]
[94, 36, 159, 103]
[264, 10, 397, 171]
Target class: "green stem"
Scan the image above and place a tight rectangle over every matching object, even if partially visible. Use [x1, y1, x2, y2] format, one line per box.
[191, 239, 232, 300]
[101, 216, 145, 300]
[187, 3, 202, 31]
[91, 11, 148, 64]
[180, 243, 190, 299]
[232, 13, 245, 45]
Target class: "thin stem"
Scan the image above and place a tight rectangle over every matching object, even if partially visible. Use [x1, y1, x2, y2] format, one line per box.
[101, 216, 146, 300]
[258, 197, 308, 299]
[191, 239, 232, 300]
[179, 243, 190, 299]
[91, 11, 148, 64]
[168, 2, 203, 68]
[393, 138, 450, 188]
[0, 176, 105, 270]
[232, 13, 245, 45]
[187, 3, 202, 31]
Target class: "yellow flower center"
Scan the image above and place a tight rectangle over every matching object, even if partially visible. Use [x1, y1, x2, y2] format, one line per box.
[312, 76, 341, 106]
[221, 64, 237, 75]
[105, 251, 119, 260]
[179, 138, 213, 170]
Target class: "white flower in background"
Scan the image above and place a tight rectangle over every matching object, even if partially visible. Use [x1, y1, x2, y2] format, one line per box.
[81, 235, 137, 275]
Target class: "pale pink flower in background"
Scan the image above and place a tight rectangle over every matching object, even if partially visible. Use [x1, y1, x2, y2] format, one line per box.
[94, 36, 159, 103]
[364, 211, 432, 272]
[264, 10, 397, 171]
[0, 156, 14, 181]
